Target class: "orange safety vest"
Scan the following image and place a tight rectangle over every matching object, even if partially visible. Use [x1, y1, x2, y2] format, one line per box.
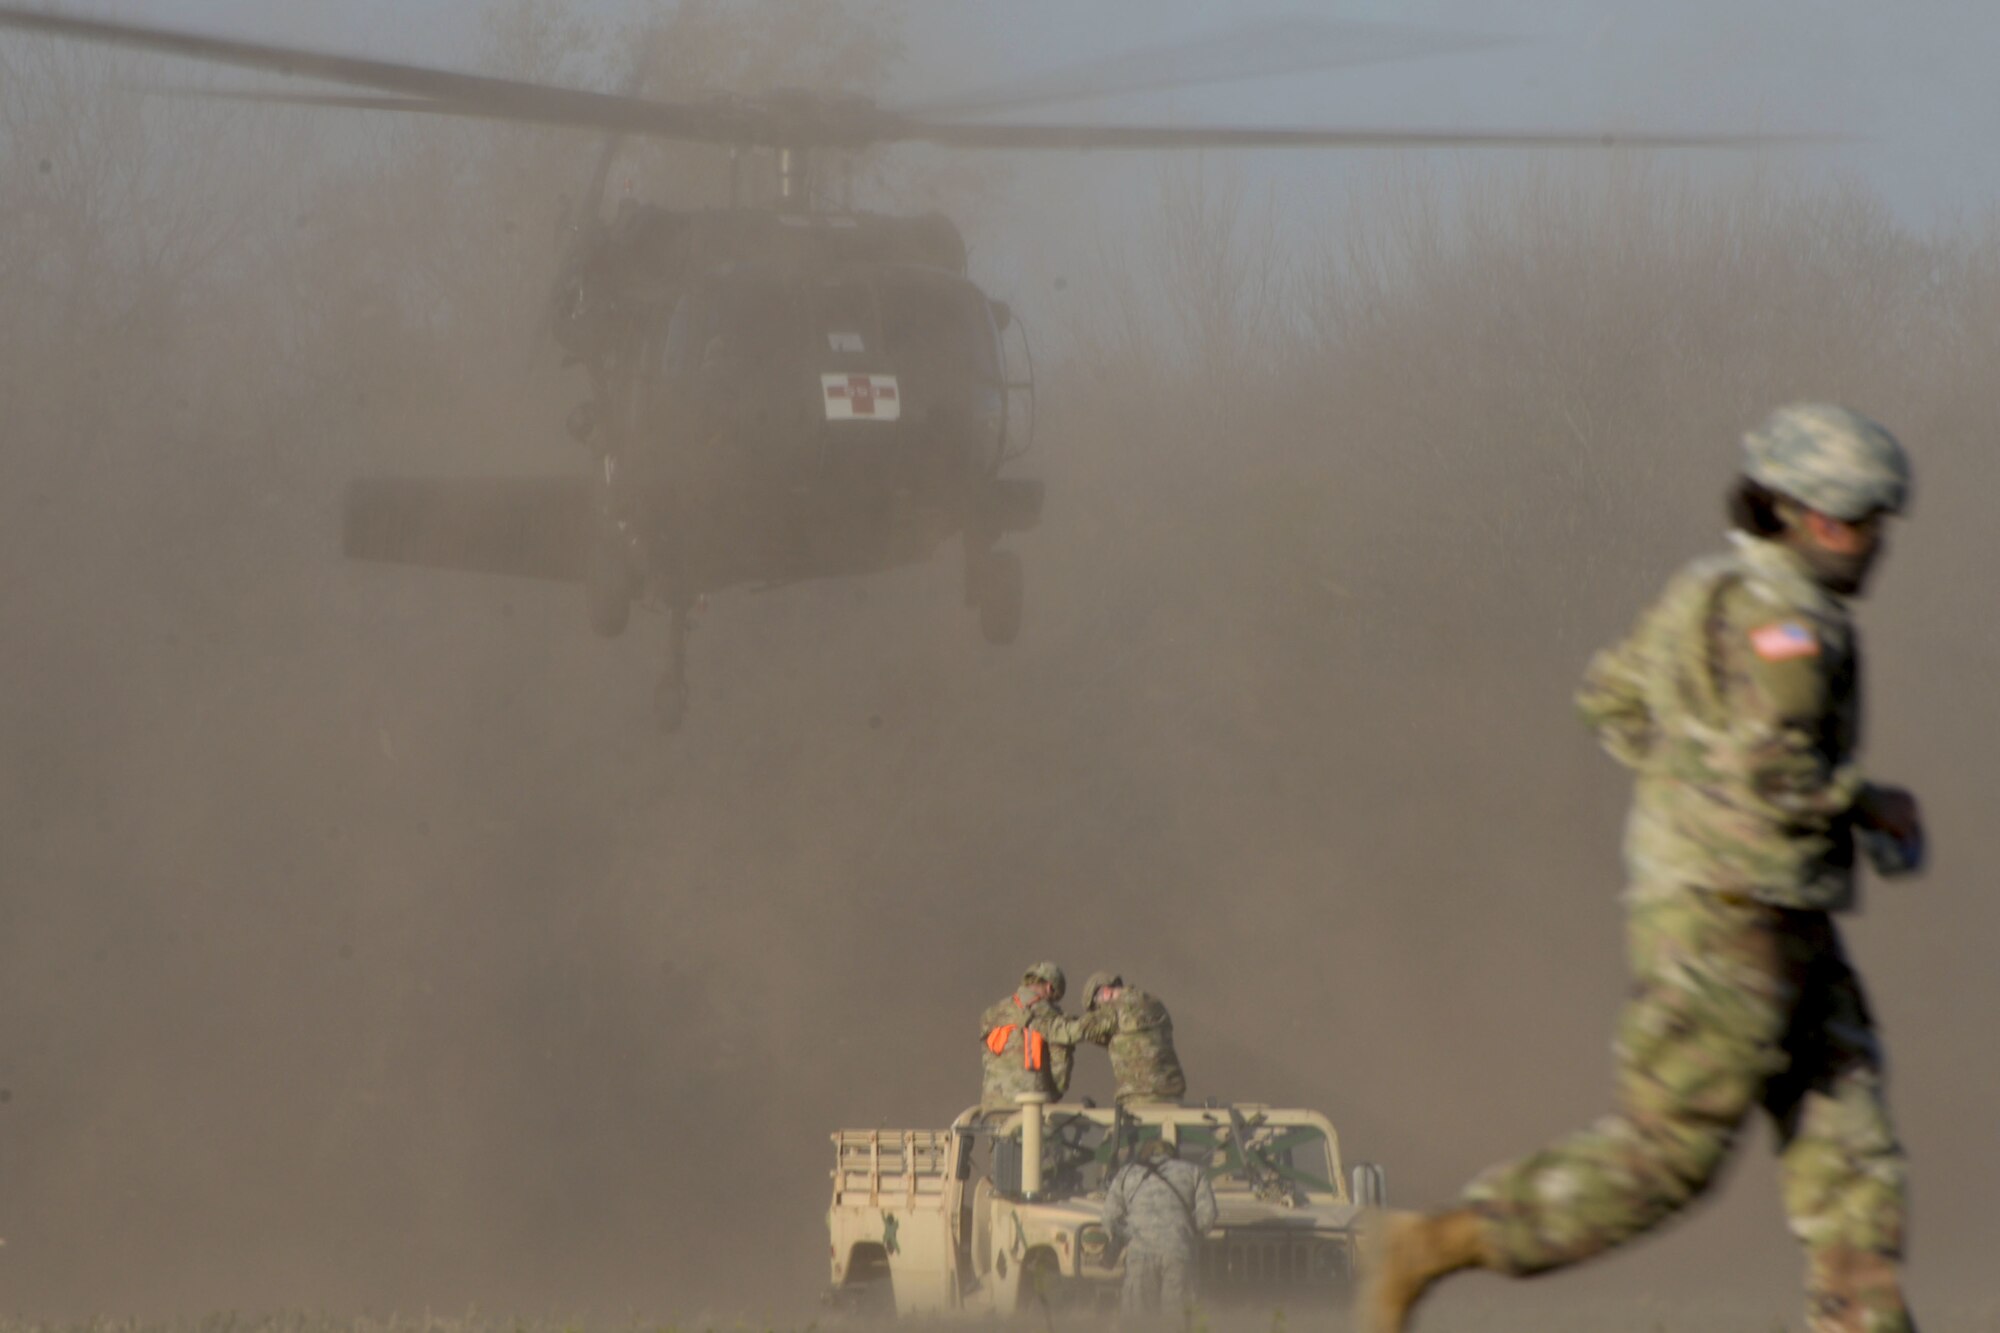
[983, 996, 1047, 1071]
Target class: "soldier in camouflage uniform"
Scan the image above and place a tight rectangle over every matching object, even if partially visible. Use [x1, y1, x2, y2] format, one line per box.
[1072, 971, 1188, 1106]
[1103, 1137, 1218, 1322]
[1363, 405, 1927, 1333]
[978, 961, 1078, 1111]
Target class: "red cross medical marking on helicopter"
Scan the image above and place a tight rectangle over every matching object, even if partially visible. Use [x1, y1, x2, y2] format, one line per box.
[822, 372, 901, 422]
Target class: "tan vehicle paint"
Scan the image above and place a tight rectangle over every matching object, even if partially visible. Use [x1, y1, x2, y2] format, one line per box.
[827, 1097, 1386, 1316]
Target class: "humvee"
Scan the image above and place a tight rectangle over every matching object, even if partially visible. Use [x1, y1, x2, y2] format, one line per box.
[826, 1095, 1386, 1316]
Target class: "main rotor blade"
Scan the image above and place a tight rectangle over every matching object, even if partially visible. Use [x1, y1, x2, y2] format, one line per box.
[0, 6, 752, 142]
[905, 121, 1833, 152]
[155, 84, 698, 140]
[152, 86, 1841, 157]
[903, 18, 1509, 120]
[1, 8, 1830, 157]
[152, 88, 463, 115]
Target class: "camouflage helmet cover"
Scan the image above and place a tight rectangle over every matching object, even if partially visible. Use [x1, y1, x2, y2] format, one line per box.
[1742, 403, 1911, 521]
[1082, 970, 1124, 1011]
[1022, 960, 1066, 1001]
[1136, 1136, 1177, 1162]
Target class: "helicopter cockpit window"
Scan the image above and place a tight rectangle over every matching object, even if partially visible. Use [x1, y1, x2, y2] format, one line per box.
[664, 269, 803, 375]
[876, 276, 1000, 382]
[813, 279, 878, 358]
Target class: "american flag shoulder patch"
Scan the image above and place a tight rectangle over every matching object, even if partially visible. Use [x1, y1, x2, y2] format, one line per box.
[1750, 620, 1819, 662]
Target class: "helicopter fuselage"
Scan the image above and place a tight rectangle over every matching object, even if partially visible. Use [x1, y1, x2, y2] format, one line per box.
[344, 206, 1040, 728]
[562, 209, 1035, 604]
[603, 257, 1015, 592]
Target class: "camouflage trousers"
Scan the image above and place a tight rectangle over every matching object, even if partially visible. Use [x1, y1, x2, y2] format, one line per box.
[1463, 882, 1912, 1333]
[1120, 1247, 1194, 1321]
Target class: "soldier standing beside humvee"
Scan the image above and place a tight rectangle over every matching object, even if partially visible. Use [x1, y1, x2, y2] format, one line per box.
[1103, 1137, 1218, 1322]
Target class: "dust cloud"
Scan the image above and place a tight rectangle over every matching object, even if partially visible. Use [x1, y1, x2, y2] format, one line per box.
[4, 12, 2000, 1329]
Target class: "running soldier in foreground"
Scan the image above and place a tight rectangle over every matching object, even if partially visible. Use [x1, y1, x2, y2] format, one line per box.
[1103, 1137, 1218, 1322]
[1075, 971, 1188, 1105]
[978, 961, 1077, 1111]
[1364, 404, 1927, 1333]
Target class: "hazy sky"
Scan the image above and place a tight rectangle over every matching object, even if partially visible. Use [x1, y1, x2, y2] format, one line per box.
[38, 1, 2000, 325]
[78, 0, 2000, 213]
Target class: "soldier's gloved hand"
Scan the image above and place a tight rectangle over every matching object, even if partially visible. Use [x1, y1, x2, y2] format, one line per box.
[1856, 784, 1926, 877]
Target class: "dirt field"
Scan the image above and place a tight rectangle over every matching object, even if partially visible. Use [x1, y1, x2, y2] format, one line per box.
[5, 1304, 2000, 1333]
[5, 16, 2000, 1327]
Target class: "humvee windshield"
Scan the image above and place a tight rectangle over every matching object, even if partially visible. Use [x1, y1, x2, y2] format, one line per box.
[1030, 1111, 1339, 1201]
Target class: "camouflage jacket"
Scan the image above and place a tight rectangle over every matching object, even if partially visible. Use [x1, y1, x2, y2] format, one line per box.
[978, 987, 1075, 1110]
[1103, 1157, 1218, 1258]
[1064, 988, 1187, 1105]
[1576, 533, 1871, 910]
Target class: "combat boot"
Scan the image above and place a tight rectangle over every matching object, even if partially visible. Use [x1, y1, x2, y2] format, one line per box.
[1358, 1209, 1495, 1333]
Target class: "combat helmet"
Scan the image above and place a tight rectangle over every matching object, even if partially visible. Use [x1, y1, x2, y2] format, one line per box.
[1742, 403, 1911, 521]
[1082, 970, 1124, 1011]
[1022, 960, 1066, 1002]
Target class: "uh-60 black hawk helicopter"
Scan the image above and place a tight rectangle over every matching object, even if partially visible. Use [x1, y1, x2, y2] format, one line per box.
[0, 8, 1800, 731]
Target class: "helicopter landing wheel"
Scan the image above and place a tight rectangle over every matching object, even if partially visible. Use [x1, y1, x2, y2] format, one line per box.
[976, 549, 1022, 646]
[586, 528, 638, 638]
[656, 600, 693, 733]
[962, 537, 995, 607]
[655, 672, 688, 733]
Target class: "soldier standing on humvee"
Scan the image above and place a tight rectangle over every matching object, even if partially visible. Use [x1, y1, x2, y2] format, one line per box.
[1363, 405, 1927, 1333]
[979, 961, 1078, 1111]
[1074, 971, 1188, 1106]
[1103, 1137, 1218, 1323]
